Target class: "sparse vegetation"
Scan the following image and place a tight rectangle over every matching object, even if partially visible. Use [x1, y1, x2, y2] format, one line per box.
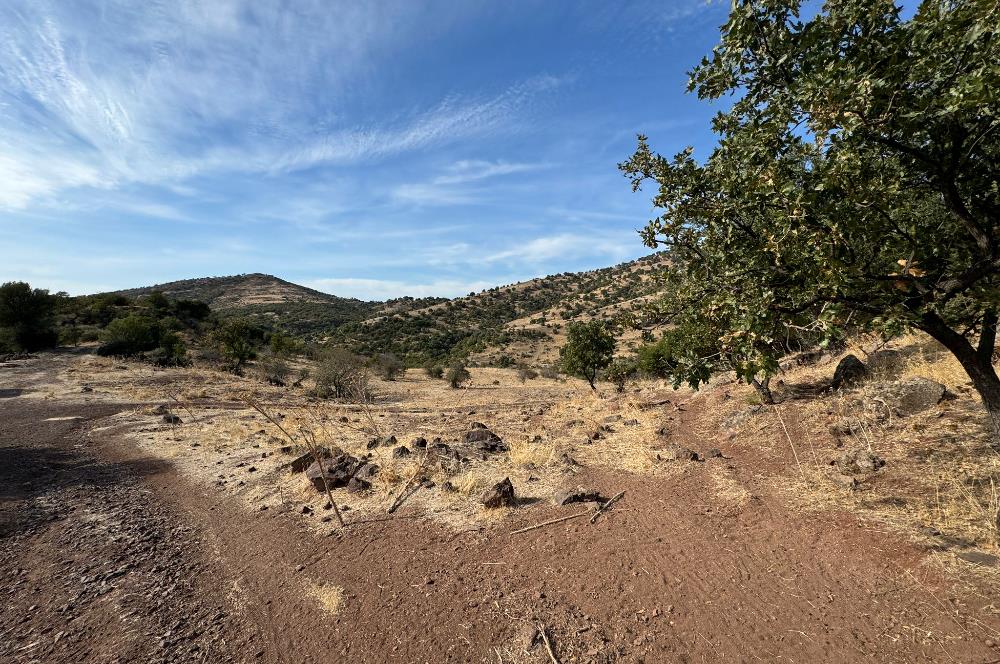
[0, 281, 58, 352]
[313, 348, 372, 400]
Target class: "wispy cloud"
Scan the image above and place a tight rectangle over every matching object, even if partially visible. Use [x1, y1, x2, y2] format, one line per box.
[0, 2, 561, 210]
[392, 159, 549, 206]
[306, 277, 499, 300]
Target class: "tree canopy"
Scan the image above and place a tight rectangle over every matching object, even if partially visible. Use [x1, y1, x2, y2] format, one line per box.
[560, 320, 616, 390]
[622, 0, 1000, 432]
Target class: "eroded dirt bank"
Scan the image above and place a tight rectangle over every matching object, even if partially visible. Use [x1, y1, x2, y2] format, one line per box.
[2, 352, 999, 663]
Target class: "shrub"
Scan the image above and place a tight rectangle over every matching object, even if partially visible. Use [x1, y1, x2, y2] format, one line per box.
[147, 332, 189, 366]
[424, 364, 444, 379]
[375, 352, 405, 381]
[215, 318, 258, 374]
[604, 357, 637, 394]
[259, 352, 291, 386]
[98, 315, 161, 357]
[539, 364, 560, 379]
[314, 348, 371, 401]
[58, 325, 83, 347]
[516, 364, 538, 383]
[496, 354, 515, 368]
[446, 362, 471, 389]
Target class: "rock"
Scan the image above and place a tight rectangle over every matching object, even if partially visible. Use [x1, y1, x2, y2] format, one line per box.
[831, 474, 861, 491]
[557, 452, 580, 467]
[956, 550, 999, 567]
[829, 417, 865, 436]
[624, 419, 640, 427]
[441, 481, 457, 493]
[658, 444, 699, 462]
[530, 435, 543, 444]
[347, 477, 372, 493]
[462, 426, 507, 452]
[721, 405, 763, 431]
[602, 415, 622, 423]
[553, 486, 606, 506]
[355, 462, 380, 479]
[286, 447, 332, 473]
[411, 437, 428, 448]
[379, 435, 398, 447]
[392, 446, 411, 459]
[832, 354, 867, 389]
[868, 378, 947, 416]
[835, 448, 886, 475]
[481, 477, 516, 508]
[470, 422, 488, 430]
[305, 454, 364, 492]
[80, 385, 93, 393]
[704, 448, 723, 459]
[162, 413, 182, 425]
[587, 430, 603, 442]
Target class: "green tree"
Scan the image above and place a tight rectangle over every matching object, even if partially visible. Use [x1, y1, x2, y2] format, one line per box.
[216, 318, 258, 374]
[559, 321, 615, 390]
[0, 282, 58, 351]
[375, 352, 405, 381]
[446, 362, 471, 389]
[621, 0, 1000, 432]
[98, 314, 162, 357]
[604, 357, 637, 394]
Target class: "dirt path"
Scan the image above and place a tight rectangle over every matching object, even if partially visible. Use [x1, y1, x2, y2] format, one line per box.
[2, 353, 999, 662]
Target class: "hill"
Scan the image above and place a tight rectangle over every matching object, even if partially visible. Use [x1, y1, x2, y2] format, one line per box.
[105, 254, 669, 363]
[329, 253, 669, 365]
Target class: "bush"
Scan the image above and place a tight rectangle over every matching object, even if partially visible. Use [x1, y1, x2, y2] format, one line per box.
[540, 364, 560, 379]
[424, 364, 444, 379]
[146, 332, 189, 366]
[604, 357, 637, 394]
[496, 354, 515, 368]
[259, 352, 291, 386]
[516, 364, 538, 383]
[58, 325, 83, 347]
[98, 315, 161, 357]
[375, 352, 404, 381]
[314, 348, 371, 401]
[446, 362, 471, 389]
[0, 282, 58, 352]
[215, 318, 258, 374]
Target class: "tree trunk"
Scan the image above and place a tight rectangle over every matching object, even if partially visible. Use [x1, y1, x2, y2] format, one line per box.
[920, 312, 1000, 440]
[750, 375, 775, 405]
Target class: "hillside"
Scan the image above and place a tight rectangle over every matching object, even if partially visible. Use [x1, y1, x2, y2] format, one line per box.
[329, 252, 669, 364]
[105, 254, 670, 363]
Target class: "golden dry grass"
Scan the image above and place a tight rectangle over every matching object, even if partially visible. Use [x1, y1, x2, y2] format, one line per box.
[304, 581, 345, 615]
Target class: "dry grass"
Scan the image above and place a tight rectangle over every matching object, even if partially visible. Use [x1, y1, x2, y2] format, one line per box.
[304, 581, 345, 615]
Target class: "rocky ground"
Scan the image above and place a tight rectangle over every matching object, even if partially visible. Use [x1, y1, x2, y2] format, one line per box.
[2, 349, 1000, 662]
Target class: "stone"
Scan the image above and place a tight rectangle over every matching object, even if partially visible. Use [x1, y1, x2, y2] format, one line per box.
[956, 550, 999, 567]
[347, 477, 372, 493]
[162, 413, 182, 425]
[553, 486, 606, 506]
[305, 454, 364, 492]
[704, 448, 723, 459]
[624, 419, 640, 427]
[602, 414, 622, 423]
[721, 405, 764, 431]
[286, 447, 332, 473]
[481, 477, 516, 508]
[835, 448, 886, 475]
[868, 378, 947, 416]
[832, 354, 867, 389]
[392, 446, 411, 459]
[658, 444, 699, 462]
[462, 426, 507, 452]
[411, 437, 428, 449]
[355, 462, 379, 479]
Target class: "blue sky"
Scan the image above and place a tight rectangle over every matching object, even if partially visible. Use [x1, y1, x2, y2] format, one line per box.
[0, 0, 730, 299]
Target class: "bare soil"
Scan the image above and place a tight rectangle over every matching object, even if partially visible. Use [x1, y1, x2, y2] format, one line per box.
[2, 350, 1000, 662]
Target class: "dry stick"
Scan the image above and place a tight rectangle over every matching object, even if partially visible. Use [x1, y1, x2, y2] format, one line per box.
[537, 624, 560, 664]
[774, 406, 805, 479]
[590, 490, 626, 524]
[244, 396, 345, 527]
[387, 453, 428, 514]
[510, 510, 590, 535]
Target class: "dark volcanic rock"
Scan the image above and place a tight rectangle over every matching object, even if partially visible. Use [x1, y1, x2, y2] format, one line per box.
[553, 486, 606, 506]
[392, 446, 411, 459]
[305, 454, 365, 492]
[286, 447, 332, 474]
[481, 477, 516, 508]
[462, 426, 507, 453]
[832, 354, 867, 390]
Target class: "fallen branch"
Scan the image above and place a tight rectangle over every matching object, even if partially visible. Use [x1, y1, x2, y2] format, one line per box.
[537, 624, 560, 664]
[510, 510, 589, 535]
[589, 490, 626, 524]
[387, 453, 428, 514]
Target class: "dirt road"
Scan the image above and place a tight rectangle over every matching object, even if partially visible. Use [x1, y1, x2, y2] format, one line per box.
[2, 352, 999, 662]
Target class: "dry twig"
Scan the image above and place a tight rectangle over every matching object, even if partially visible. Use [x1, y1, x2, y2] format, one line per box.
[590, 490, 626, 524]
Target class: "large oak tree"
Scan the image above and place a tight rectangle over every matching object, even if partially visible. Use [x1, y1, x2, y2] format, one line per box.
[621, 1, 1000, 433]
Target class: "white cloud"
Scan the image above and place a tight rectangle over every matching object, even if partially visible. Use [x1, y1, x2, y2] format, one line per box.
[0, 2, 561, 210]
[306, 277, 497, 300]
[392, 158, 549, 206]
[483, 232, 637, 265]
